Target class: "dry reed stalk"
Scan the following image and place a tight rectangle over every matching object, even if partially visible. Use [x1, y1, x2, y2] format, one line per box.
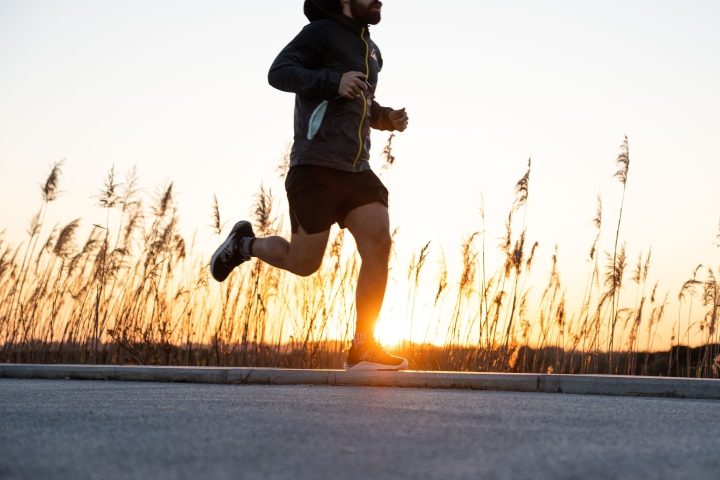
[606, 243, 627, 372]
[501, 160, 531, 358]
[533, 247, 562, 371]
[406, 241, 430, 356]
[276, 145, 291, 180]
[253, 184, 275, 238]
[382, 133, 396, 169]
[476, 195, 490, 350]
[572, 195, 603, 372]
[621, 249, 650, 374]
[678, 265, 702, 375]
[446, 233, 477, 355]
[609, 136, 630, 369]
[210, 194, 224, 235]
[642, 292, 668, 375]
[9, 161, 63, 338]
[700, 268, 720, 376]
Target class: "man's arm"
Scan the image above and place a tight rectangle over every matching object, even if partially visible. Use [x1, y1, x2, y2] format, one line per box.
[371, 101, 408, 132]
[268, 23, 341, 99]
[370, 100, 394, 131]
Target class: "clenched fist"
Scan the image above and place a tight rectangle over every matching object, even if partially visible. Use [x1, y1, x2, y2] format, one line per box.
[388, 108, 408, 132]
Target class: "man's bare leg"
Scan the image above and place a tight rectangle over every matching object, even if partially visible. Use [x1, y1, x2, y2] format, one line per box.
[342, 202, 407, 370]
[252, 227, 330, 277]
[343, 202, 392, 337]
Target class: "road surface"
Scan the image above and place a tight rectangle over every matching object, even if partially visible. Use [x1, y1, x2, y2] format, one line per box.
[1, 379, 718, 479]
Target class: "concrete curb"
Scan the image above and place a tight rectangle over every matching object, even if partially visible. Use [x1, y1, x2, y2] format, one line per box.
[1, 364, 718, 400]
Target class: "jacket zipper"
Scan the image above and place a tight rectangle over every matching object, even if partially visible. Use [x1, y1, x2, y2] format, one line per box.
[352, 27, 370, 168]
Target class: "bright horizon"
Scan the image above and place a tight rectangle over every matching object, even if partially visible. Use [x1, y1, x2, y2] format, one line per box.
[1, 0, 719, 350]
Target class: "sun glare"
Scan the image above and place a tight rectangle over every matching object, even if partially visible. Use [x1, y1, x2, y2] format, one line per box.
[373, 308, 440, 347]
[373, 316, 408, 347]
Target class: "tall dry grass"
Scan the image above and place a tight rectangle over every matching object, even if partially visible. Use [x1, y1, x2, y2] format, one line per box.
[1, 136, 719, 376]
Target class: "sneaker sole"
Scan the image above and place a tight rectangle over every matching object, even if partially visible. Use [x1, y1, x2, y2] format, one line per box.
[343, 359, 408, 371]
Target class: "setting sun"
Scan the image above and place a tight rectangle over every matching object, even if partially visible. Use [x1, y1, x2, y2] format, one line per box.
[374, 315, 407, 347]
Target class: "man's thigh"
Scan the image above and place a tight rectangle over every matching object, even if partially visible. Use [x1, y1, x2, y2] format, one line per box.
[343, 202, 390, 255]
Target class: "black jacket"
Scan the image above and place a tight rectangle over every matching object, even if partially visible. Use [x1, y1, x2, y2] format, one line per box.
[268, 0, 394, 172]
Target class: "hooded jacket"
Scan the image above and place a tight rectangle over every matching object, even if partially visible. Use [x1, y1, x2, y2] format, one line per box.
[268, 0, 395, 172]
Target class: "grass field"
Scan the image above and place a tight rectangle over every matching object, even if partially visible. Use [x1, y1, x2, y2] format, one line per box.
[1, 136, 719, 377]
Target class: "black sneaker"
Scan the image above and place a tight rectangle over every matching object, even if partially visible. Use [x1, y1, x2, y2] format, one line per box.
[210, 220, 255, 282]
[344, 340, 408, 371]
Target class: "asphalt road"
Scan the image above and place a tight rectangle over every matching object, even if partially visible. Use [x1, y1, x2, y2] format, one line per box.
[1, 379, 718, 480]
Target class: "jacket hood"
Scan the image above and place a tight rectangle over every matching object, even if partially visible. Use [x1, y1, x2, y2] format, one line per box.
[303, 0, 367, 32]
[303, 0, 341, 21]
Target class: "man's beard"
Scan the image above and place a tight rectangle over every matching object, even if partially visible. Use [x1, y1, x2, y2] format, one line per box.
[350, 0, 381, 25]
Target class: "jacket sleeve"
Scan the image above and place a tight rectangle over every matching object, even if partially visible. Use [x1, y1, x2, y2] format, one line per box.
[268, 23, 342, 99]
[371, 100, 394, 131]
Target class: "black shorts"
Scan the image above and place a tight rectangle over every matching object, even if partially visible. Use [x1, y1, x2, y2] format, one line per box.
[285, 165, 389, 234]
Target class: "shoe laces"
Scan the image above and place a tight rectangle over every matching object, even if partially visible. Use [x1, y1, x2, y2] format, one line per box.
[363, 341, 396, 360]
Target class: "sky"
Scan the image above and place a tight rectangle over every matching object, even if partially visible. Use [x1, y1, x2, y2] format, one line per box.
[1, 0, 719, 347]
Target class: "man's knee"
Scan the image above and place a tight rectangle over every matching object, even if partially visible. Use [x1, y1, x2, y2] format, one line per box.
[292, 257, 323, 277]
[285, 228, 330, 277]
[345, 202, 392, 258]
[361, 226, 392, 258]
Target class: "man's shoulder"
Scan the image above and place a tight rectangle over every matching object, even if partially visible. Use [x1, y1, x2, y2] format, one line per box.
[303, 18, 337, 31]
[296, 19, 352, 47]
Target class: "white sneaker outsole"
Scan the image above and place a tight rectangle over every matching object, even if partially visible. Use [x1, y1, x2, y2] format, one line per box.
[343, 359, 408, 371]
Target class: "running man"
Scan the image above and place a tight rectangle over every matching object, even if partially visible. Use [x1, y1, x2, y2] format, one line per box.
[210, 0, 409, 370]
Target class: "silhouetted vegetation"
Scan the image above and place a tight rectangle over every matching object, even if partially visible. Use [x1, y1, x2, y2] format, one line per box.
[1, 136, 719, 377]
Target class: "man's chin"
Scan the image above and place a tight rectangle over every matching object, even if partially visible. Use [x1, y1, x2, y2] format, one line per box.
[351, 3, 381, 25]
[367, 13, 381, 25]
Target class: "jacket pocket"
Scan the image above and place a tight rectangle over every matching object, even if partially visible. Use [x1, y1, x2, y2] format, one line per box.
[306, 100, 329, 141]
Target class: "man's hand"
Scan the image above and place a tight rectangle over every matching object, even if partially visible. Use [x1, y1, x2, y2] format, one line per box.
[339, 71, 368, 99]
[388, 108, 408, 132]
